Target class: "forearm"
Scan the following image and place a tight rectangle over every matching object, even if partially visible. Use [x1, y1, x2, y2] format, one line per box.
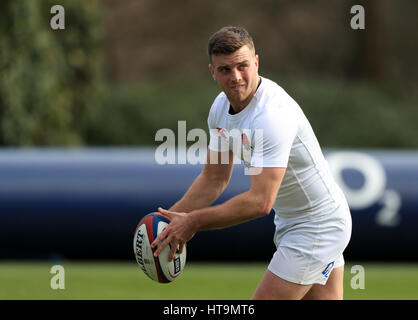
[187, 191, 268, 231]
[169, 172, 228, 213]
[152, 167, 283, 262]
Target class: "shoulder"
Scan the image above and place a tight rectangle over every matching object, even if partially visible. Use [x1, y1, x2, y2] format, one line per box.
[258, 77, 298, 109]
[253, 77, 301, 124]
[210, 91, 228, 112]
[247, 78, 302, 144]
[208, 91, 228, 126]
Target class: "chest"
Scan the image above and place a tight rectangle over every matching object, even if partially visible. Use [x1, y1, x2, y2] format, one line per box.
[215, 117, 257, 166]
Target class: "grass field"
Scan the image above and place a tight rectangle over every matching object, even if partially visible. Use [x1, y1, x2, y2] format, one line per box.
[0, 261, 417, 300]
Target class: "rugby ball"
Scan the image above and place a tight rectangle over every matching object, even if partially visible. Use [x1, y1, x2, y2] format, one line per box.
[133, 212, 187, 283]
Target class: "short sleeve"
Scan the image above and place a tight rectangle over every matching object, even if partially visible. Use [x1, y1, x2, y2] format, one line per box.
[207, 102, 229, 152]
[250, 107, 298, 168]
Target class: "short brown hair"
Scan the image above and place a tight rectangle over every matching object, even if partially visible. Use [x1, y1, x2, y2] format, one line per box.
[207, 26, 255, 63]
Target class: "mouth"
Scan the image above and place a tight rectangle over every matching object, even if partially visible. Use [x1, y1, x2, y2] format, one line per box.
[230, 84, 246, 91]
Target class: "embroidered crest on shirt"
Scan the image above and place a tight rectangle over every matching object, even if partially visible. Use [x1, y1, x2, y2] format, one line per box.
[241, 132, 253, 167]
[216, 127, 228, 140]
[214, 128, 255, 167]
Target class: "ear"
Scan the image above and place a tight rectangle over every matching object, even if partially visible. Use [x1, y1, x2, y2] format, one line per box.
[208, 64, 216, 81]
[254, 54, 259, 71]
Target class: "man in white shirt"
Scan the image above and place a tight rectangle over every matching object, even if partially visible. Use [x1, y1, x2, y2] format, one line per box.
[151, 26, 351, 300]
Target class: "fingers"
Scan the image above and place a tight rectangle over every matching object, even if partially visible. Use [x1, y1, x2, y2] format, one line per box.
[150, 207, 170, 251]
[151, 208, 186, 261]
[150, 226, 180, 262]
[168, 240, 179, 262]
[158, 207, 172, 217]
[179, 243, 185, 254]
[152, 236, 171, 258]
[150, 227, 167, 251]
[152, 237, 181, 262]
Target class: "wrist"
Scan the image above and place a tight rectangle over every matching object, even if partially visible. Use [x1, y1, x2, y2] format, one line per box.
[187, 210, 202, 232]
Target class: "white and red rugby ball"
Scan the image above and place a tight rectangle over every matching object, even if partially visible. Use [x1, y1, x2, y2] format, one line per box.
[133, 212, 187, 283]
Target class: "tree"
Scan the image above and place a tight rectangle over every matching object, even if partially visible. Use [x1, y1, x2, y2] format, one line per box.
[0, 0, 105, 146]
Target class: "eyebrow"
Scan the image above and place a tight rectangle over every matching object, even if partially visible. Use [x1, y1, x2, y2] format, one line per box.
[216, 60, 249, 71]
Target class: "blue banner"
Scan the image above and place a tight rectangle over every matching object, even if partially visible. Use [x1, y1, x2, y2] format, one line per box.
[0, 148, 417, 261]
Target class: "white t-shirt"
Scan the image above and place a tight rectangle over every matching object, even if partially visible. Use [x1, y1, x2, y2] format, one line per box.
[208, 76, 347, 219]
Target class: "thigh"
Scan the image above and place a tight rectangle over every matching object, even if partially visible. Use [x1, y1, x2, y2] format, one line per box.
[252, 269, 312, 300]
[302, 265, 345, 300]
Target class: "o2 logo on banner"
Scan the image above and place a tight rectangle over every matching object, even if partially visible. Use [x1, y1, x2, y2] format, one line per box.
[326, 151, 401, 227]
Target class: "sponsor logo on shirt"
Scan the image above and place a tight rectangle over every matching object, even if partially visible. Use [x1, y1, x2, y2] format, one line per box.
[322, 261, 335, 278]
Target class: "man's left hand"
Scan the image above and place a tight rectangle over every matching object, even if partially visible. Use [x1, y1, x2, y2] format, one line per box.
[150, 207, 196, 262]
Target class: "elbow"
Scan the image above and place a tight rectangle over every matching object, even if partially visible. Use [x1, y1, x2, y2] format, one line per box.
[255, 201, 273, 217]
[247, 191, 275, 217]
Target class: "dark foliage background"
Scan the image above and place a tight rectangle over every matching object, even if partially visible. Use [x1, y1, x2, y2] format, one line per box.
[1, 0, 417, 147]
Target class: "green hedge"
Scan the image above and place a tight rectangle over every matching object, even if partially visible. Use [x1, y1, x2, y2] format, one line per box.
[85, 75, 418, 149]
[85, 77, 219, 146]
[277, 76, 418, 148]
[1, 2, 417, 149]
[0, 0, 104, 146]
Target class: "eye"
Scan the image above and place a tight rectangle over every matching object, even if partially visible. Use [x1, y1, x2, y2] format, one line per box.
[238, 64, 248, 71]
[220, 67, 230, 74]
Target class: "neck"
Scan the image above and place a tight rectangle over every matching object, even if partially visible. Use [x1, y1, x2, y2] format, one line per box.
[229, 76, 261, 114]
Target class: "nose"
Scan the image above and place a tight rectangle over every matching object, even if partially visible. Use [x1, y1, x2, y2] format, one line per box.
[230, 68, 242, 83]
